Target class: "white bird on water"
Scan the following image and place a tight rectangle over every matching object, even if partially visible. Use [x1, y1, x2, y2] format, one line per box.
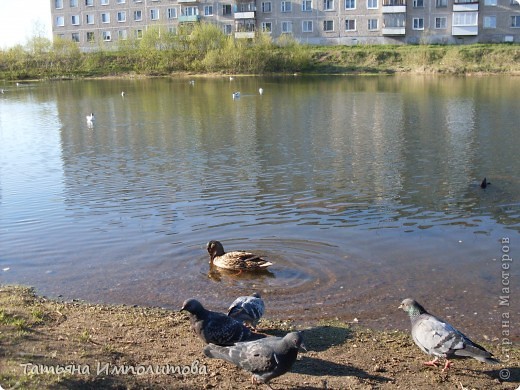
[121, 91, 125, 97]
[86, 113, 95, 127]
[232, 92, 240, 100]
[258, 88, 264, 95]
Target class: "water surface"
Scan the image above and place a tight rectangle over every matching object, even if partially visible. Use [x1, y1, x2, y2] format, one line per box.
[0, 76, 518, 341]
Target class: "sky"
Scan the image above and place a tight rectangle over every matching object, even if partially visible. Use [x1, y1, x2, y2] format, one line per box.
[0, 0, 53, 49]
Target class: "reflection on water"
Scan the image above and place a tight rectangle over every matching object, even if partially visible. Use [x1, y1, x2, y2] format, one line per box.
[0, 76, 518, 341]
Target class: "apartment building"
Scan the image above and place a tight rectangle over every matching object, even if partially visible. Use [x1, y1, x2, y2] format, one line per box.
[50, 0, 520, 49]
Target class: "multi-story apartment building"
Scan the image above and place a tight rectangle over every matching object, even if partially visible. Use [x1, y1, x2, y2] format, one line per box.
[50, 0, 520, 49]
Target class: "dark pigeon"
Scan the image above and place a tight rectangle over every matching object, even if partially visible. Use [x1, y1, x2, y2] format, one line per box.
[227, 292, 265, 330]
[399, 298, 499, 371]
[203, 332, 304, 389]
[180, 298, 252, 346]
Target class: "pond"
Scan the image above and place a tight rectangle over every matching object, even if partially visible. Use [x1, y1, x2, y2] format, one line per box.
[0, 75, 518, 341]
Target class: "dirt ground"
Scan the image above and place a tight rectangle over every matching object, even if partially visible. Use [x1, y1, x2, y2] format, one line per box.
[0, 285, 518, 390]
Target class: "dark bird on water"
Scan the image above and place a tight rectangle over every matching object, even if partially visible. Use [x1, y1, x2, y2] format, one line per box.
[399, 298, 499, 371]
[206, 240, 273, 271]
[480, 177, 490, 189]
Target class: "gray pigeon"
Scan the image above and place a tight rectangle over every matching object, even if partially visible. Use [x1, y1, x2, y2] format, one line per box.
[399, 298, 499, 371]
[203, 332, 304, 389]
[180, 298, 252, 346]
[227, 292, 265, 330]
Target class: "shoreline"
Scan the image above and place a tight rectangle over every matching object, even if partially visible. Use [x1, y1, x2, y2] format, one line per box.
[1, 284, 518, 389]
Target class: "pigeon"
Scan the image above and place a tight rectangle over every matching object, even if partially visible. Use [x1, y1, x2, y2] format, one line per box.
[480, 177, 490, 189]
[180, 298, 252, 346]
[227, 292, 265, 330]
[203, 332, 305, 389]
[399, 298, 499, 371]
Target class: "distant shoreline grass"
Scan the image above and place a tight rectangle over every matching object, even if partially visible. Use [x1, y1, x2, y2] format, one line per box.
[1, 25, 519, 81]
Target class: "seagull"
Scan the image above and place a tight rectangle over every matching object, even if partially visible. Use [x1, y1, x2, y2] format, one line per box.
[86, 113, 95, 127]
[204, 332, 305, 389]
[232, 92, 241, 100]
[121, 91, 125, 97]
[227, 293, 265, 330]
[399, 298, 499, 371]
[259, 88, 264, 95]
[180, 298, 253, 346]
[189, 80, 195, 85]
[229, 76, 235, 81]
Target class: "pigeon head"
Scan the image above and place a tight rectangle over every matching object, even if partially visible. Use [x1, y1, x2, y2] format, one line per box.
[399, 298, 427, 317]
[252, 292, 261, 299]
[180, 298, 205, 315]
[284, 332, 306, 351]
[207, 240, 225, 261]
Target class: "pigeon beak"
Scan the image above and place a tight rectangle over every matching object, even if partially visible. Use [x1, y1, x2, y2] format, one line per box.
[398, 303, 403, 310]
[299, 342, 308, 352]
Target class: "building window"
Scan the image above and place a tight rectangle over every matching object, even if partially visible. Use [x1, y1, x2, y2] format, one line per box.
[168, 26, 176, 34]
[103, 31, 111, 41]
[324, 0, 334, 9]
[282, 1, 292, 11]
[434, 16, 447, 28]
[118, 30, 128, 39]
[204, 5, 213, 15]
[70, 0, 78, 7]
[86, 14, 94, 24]
[282, 21, 293, 33]
[345, 19, 356, 30]
[511, 15, 520, 27]
[262, 2, 272, 12]
[367, 0, 378, 9]
[484, 0, 497, 4]
[56, 16, 65, 26]
[101, 13, 110, 23]
[453, 12, 477, 26]
[413, 0, 424, 6]
[134, 10, 142, 21]
[168, 8, 178, 18]
[261, 22, 272, 32]
[55, 0, 63, 9]
[72, 32, 80, 42]
[302, 0, 312, 11]
[150, 9, 159, 20]
[117, 0, 125, 3]
[222, 4, 232, 15]
[135, 29, 143, 39]
[117, 11, 126, 22]
[413, 18, 424, 29]
[345, 0, 356, 9]
[223, 24, 232, 34]
[183, 7, 198, 16]
[86, 31, 95, 42]
[302, 20, 313, 31]
[71, 15, 80, 25]
[436, 0, 447, 7]
[368, 18, 378, 30]
[101, 0, 109, 5]
[85, 0, 93, 5]
[483, 15, 496, 28]
[323, 20, 334, 31]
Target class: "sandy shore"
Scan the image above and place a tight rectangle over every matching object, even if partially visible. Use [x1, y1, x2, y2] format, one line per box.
[0, 285, 518, 389]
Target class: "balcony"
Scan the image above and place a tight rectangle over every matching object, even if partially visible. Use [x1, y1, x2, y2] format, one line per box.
[382, 0, 406, 13]
[235, 11, 256, 19]
[382, 27, 406, 35]
[452, 25, 478, 35]
[178, 0, 198, 2]
[179, 15, 201, 22]
[235, 32, 255, 38]
[453, 0, 478, 11]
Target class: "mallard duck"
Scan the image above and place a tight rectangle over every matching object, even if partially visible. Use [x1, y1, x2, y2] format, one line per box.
[206, 240, 273, 271]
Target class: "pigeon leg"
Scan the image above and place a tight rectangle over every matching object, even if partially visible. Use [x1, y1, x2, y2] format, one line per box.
[251, 376, 274, 390]
[441, 360, 453, 372]
[423, 357, 440, 367]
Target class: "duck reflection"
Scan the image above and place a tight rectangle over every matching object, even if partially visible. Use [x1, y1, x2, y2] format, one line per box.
[207, 264, 275, 282]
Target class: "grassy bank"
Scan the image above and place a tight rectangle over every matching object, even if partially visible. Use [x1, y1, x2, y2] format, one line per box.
[1, 26, 520, 81]
[0, 285, 518, 389]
